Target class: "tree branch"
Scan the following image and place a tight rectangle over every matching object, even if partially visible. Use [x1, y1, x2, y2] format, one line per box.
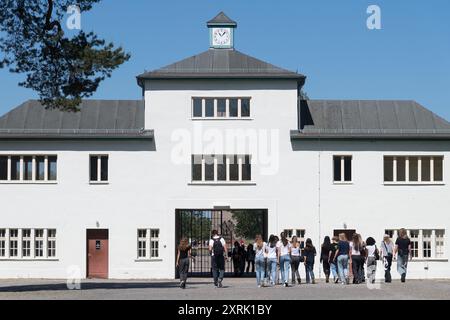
[44, 0, 62, 32]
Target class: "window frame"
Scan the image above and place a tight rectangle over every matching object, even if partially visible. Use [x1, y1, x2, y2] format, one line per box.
[0, 155, 58, 184]
[136, 228, 161, 261]
[383, 155, 445, 185]
[385, 228, 446, 261]
[333, 155, 353, 184]
[89, 155, 109, 184]
[190, 154, 254, 185]
[191, 97, 253, 120]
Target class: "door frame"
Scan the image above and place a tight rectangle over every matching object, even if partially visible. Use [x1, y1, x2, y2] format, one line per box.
[86, 229, 109, 279]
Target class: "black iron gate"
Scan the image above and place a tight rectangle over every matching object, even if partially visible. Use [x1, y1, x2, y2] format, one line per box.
[175, 209, 267, 278]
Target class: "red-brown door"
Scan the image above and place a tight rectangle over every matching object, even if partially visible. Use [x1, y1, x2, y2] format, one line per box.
[86, 229, 109, 279]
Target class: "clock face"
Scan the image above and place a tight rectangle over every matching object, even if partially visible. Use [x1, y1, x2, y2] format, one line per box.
[212, 28, 231, 46]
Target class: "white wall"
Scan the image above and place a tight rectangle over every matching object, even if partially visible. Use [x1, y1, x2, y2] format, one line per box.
[0, 78, 449, 279]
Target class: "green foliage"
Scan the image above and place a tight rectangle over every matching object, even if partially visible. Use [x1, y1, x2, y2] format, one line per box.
[0, 0, 130, 111]
[232, 210, 265, 240]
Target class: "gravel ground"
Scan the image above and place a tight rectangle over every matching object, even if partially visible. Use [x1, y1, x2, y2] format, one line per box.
[0, 278, 449, 300]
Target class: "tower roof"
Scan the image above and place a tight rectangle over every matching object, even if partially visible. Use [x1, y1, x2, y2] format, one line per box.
[207, 12, 237, 27]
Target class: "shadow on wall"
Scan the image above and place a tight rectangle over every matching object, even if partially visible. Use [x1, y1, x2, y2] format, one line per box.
[0, 139, 156, 152]
[291, 139, 450, 152]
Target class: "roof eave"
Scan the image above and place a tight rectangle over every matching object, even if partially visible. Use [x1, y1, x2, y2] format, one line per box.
[0, 130, 154, 140]
[290, 130, 450, 140]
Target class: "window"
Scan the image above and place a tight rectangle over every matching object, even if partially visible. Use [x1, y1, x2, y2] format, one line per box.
[422, 230, 432, 258]
[284, 229, 306, 248]
[435, 230, 445, 258]
[333, 156, 352, 182]
[229, 99, 238, 117]
[9, 229, 18, 257]
[150, 229, 159, 258]
[35, 156, 45, 181]
[137, 229, 147, 258]
[384, 156, 444, 184]
[0, 155, 57, 182]
[0, 157, 7, 180]
[193, 98, 202, 117]
[0, 228, 57, 259]
[217, 99, 226, 117]
[191, 97, 251, 118]
[90, 155, 109, 182]
[191, 155, 252, 183]
[35, 229, 44, 257]
[137, 228, 159, 259]
[205, 99, 214, 117]
[47, 229, 56, 257]
[385, 229, 446, 259]
[241, 98, 250, 117]
[23, 156, 33, 181]
[409, 230, 419, 258]
[22, 229, 31, 257]
[0, 229, 5, 257]
[48, 156, 57, 181]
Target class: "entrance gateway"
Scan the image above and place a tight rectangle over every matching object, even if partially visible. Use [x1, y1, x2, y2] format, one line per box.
[175, 209, 268, 277]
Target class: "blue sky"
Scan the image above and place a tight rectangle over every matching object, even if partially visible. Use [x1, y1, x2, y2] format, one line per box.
[1, 0, 449, 119]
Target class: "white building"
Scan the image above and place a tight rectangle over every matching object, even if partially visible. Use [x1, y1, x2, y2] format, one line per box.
[0, 12, 449, 280]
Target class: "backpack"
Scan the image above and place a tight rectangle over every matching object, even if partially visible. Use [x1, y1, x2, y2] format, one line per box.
[374, 246, 380, 261]
[213, 237, 224, 256]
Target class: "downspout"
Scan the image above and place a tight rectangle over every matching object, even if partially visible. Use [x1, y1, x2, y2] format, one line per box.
[318, 137, 322, 279]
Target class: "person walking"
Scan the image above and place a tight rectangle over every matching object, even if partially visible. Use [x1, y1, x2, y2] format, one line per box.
[380, 234, 394, 283]
[334, 233, 350, 285]
[239, 241, 246, 276]
[350, 233, 363, 284]
[267, 234, 278, 286]
[246, 243, 255, 273]
[232, 241, 241, 277]
[176, 238, 191, 289]
[359, 234, 367, 283]
[365, 237, 379, 284]
[253, 234, 267, 287]
[320, 236, 331, 283]
[329, 236, 339, 283]
[290, 236, 302, 285]
[277, 232, 292, 287]
[209, 229, 227, 288]
[394, 228, 412, 283]
[303, 238, 316, 284]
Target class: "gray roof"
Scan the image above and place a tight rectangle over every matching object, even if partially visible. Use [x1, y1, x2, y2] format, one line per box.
[291, 100, 450, 140]
[137, 49, 305, 84]
[207, 12, 237, 27]
[0, 100, 153, 139]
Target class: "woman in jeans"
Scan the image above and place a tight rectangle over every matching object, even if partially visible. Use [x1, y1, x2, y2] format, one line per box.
[176, 238, 191, 289]
[380, 234, 394, 283]
[365, 237, 378, 284]
[320, 236, 331, 283]
[277, 232, 291, 287]
[334, 233, 350, 285]
[267, 234, 278, 286]
[290, 236, 302, 285]
[253, 234, 267, 287]
[350, 233, 363, 284]
[303, 238, 317, 284]
[329, 236, 339, 283]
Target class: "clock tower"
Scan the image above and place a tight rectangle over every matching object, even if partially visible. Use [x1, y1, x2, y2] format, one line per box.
[207, 12, 237, 49]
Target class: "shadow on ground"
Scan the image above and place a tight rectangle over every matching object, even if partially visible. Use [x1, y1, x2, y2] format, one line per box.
[0, 281, 208, 293]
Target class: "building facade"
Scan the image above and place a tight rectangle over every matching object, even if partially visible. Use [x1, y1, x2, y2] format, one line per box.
[0, 13, 449, 279]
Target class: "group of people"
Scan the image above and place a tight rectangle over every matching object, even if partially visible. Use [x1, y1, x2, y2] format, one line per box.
[175, 228, 412, 289]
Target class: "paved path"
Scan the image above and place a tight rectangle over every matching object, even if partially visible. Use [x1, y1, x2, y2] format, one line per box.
[0, 278, 449, 300]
